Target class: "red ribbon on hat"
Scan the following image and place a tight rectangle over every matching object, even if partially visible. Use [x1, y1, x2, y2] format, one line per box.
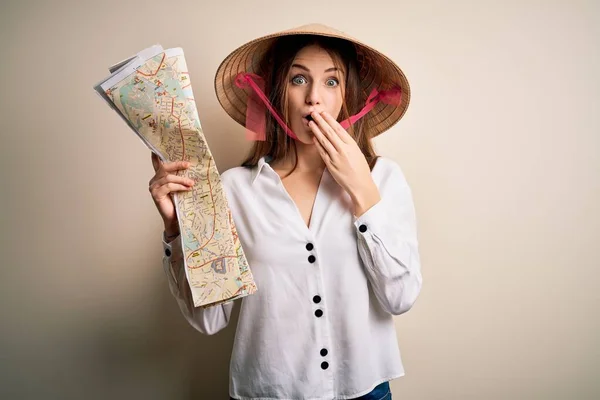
[235, 72, 402, 141]
[234, 73, 297, 141]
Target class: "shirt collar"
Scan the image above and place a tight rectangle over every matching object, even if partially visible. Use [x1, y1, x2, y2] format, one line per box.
[251, 155, 273, 185]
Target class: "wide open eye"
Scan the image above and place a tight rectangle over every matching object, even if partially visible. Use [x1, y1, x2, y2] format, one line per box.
[325, 78, 339, 87]
[292, 75, 307, 85]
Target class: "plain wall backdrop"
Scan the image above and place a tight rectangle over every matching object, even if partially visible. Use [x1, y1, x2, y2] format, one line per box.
[1, 0, 598, 399]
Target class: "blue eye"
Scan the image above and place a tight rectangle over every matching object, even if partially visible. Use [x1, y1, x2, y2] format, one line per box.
[326, 78, 339, 87]
[292, 75, 307, 85]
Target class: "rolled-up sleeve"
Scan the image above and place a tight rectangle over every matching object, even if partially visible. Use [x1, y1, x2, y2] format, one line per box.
[354, 161, 423, 316]
[162, 233, 234, 335]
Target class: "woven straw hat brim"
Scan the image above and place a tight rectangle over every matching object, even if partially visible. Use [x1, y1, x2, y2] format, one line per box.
[214, 23, 410, 137]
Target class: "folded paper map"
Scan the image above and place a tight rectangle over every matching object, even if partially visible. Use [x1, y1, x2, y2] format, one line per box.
[93, 45, 257, 308]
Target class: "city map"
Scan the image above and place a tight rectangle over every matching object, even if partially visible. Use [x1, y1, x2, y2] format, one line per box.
[94, 45, 257, 308]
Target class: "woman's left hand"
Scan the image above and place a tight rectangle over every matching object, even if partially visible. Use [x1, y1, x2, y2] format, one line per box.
[309, 111, 381, 216]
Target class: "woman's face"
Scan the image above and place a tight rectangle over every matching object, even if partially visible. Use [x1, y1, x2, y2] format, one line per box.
[286, 45, 345, 145]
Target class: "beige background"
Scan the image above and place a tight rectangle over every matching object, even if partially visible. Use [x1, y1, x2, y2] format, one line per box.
[1, 0, 599, 399]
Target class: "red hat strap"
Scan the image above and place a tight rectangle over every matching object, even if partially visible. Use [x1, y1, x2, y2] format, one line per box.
[235, 72, 402, 141]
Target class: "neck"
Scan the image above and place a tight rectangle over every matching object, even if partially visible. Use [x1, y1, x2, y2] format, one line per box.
[272, 140, 325, 174]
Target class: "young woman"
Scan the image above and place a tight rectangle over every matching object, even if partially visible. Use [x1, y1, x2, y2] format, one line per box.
[148, 24, 422, 400]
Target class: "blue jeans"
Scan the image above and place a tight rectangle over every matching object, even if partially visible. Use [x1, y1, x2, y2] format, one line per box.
[352, 381, 391, 400]
[229, 381, 391, 400]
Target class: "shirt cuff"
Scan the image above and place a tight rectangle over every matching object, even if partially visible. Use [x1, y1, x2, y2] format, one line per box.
[353, 198, 388, 237]
[162, 232, 183, 260]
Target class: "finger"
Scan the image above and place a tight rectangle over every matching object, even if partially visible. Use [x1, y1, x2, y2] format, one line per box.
[311, 112, 344, 151]
[151, 152, 162, 172]
[320, 111, 352, 143]
[163, 160, 192, 173]
[149, 160, 191, 187]
[309, 120, 337, 157]
[150, 175, 195, 196]
[151, 174, 195, 191]
[312, 135, 331, 164]
[150, 182, 194, 199]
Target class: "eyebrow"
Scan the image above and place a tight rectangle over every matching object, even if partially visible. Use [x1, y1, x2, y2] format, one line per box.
[291, 63, 339, 73]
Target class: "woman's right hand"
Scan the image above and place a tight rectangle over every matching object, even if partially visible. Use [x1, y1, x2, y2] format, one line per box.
[149, 152, 195, 234]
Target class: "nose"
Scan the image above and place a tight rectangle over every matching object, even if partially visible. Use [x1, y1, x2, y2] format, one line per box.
[305, 83, 322, 106]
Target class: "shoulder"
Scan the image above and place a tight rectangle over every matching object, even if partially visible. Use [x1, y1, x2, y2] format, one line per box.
[372, 156, 408, 183]
[219, 166, 256, 195]
[220, 165, 253, 190]
[370, 156, 414, 201]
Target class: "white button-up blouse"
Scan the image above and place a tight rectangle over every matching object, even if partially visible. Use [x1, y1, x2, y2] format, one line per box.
[162, 155, 423, 400]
